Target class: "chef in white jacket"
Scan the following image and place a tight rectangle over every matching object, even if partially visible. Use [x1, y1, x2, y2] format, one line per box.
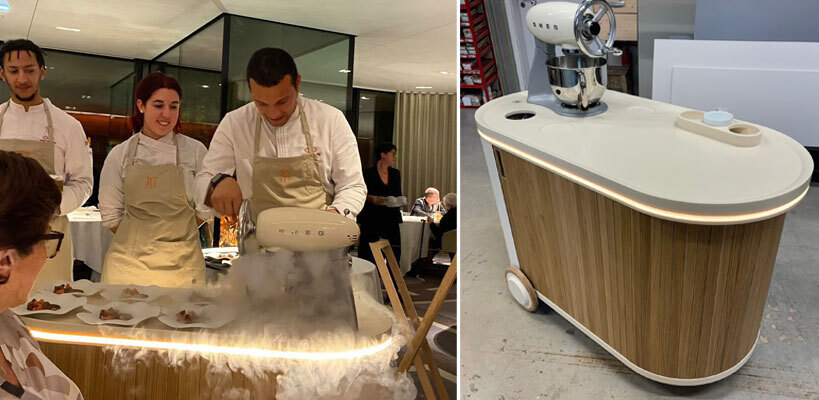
[0, 39, 93, 292]
[99, 72, 212, 287]
[195, 48, 366, 221]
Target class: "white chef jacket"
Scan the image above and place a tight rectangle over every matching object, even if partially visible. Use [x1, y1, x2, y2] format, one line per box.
[0, 99, 92, 215]
[195, 96, 366, 217]
[99, 132, 213, 228]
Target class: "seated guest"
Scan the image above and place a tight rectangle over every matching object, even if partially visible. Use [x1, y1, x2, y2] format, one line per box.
[0, 151, 84, 399]
[429, 192, 457, 250]
[411, 187, 445, 217]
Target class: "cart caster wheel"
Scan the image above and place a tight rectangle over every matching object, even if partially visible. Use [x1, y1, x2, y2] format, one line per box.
[505, 266, 538, 312]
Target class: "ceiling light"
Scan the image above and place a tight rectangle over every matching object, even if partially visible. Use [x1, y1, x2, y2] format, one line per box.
[56, 26, 81, 32]
[201, 84, 210, 88]
[440, 71, 450, 75]
[0, 1, 9, 14]
[338, 69, 351, 73]
[360, 96, 370, 100]
[415, 86, 433, 89]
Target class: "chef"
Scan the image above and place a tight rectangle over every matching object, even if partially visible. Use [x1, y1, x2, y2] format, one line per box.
[195, 47, 366, 222]
[99, 72, 211, 287]
[0, 39, 93, 291]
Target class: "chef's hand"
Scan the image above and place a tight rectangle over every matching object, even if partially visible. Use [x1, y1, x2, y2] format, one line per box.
[207, 177, 242, 218]
[426, 216, 433, 224]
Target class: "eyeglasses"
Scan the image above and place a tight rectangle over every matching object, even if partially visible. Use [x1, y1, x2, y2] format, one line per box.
[41, 231, 64, 259]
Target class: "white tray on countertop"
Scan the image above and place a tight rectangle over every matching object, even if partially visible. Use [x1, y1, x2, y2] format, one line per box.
[77, 302, 160, 327]
[40, 279, 103, 297]
[202, 247, 238, 259]
[157, 303, 235, 329]
[12, 293, 87, 316]
[100, 285, 164, 303]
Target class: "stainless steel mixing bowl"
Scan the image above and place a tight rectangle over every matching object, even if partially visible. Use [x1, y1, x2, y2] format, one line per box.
[547, 55, 607, 110]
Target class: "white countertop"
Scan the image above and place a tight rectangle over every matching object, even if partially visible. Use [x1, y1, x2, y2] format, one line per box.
[476, 90, 813, 223]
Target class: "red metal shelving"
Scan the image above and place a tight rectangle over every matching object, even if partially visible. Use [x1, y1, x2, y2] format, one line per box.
[460, 0, 502, 108]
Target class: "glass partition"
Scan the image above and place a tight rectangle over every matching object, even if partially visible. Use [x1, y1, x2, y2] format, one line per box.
[0, 79, 7, 100]
[152, 16, 224, 147]
[110, 72, 135, 117]
[226, 15, 353, 116]
[354, 88, 396, 168]
[36, 51, 133, 115]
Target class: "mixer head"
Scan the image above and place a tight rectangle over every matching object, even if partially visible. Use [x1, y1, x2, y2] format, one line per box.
[236, 204, 361, 332]
[526, 0, 621, 58]
[239, 204, 359, 253]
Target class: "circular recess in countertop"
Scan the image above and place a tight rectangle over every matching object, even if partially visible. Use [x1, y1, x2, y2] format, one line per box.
[505, 111, 536, 120]
[539, 123, 575, 135]
[626, 105, 655, 114]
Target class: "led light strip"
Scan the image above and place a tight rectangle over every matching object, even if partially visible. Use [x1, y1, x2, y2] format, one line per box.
[479, 130, 809, 224]
[29, 328, 392, 361]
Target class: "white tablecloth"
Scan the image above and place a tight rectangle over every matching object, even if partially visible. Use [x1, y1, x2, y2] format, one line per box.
[67, 207, 113, 274]
[399, 215, 431, 274]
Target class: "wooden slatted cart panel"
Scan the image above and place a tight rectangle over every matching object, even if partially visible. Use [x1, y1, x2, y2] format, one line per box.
[38, 342, 278, 400]
[492, 147, 785, 379]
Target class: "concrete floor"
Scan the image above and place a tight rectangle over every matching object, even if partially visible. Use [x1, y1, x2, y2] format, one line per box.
[459, 108, 819, 399]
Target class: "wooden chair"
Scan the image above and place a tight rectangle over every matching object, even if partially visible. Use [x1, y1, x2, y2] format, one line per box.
[440, 229, 457, 255]
[370, 239, 457, 400]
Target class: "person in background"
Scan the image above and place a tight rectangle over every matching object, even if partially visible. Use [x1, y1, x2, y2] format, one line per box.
[357, 143, 403, 264]
[0, 150, 84, 399]
[0, 39, 93, 292]
[99, 72, 211, 287]
[429, 192, 457, 250]
[411, 187, 446, 217]
[196, 47, 365, 221]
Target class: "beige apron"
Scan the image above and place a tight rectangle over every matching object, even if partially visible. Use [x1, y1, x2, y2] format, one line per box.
[248, 102, 358, 330]
[0, 100, 73, 293]
[101, 133, 204, 287]
[250, 100, 332, 218]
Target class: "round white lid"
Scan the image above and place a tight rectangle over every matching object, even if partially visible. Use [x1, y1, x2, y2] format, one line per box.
[703, 110, 734, 126]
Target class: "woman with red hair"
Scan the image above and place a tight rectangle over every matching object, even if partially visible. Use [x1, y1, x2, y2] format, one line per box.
[98, 72, 211, 287]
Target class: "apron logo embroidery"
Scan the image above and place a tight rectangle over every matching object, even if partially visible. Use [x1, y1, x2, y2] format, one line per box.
[280, 169, 291, 184]
[304, 146, 321, 158]
[41, 134, 49, 142]
[145, 176, 158, 189]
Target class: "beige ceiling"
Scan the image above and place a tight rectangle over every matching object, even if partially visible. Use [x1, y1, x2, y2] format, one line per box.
[0, 0, 458, 92]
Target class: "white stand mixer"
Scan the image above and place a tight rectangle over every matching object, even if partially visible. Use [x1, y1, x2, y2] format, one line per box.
[526, 0, 621, 116]
[237, 200, 361, 331]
